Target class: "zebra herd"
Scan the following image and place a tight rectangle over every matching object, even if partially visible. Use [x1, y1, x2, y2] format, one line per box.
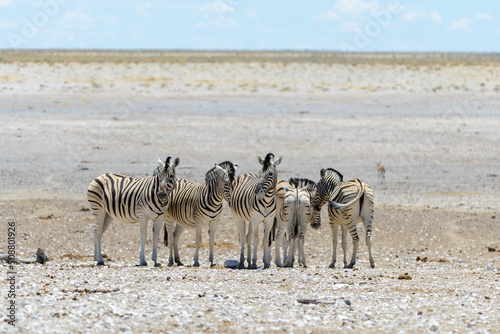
[87, 153, 375, 269]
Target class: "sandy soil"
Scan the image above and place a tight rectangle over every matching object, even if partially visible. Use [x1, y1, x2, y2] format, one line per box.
[0, 51, 499, 333]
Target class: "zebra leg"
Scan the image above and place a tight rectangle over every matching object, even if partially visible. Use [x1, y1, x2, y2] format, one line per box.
[262, 218, 274, 269]
[234, 218, 247, 269]
[284, 236, 295, 268]
[298, 224, 307, 268]
[360, 203, 375, 268]
[173, 224, 185, 266]
[164, 219, 176, 267]
[208, 221, 219, 267]
[329, 222, 339, 268]
[151, 217, 163, 267]
[249, 220, 260, 269]
[246, 221, 253, 268]
[341, 225, 348, 268]
[346, 221, 359, 268]
[138, 216, 149, 266]
[93, 212, 110, 266]
[193, 225, 203, 267]
[274, 219, 284, 267]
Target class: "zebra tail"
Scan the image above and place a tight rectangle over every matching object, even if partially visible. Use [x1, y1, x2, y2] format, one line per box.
[329, 180, 365, 210]
[163, 224, 169, 247]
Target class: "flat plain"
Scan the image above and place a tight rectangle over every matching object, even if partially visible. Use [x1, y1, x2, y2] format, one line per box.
[1, 50, 499, 333]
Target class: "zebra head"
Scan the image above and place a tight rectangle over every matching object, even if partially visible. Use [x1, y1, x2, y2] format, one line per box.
[311, 168, 343, 229]
[255, 153, 282, 200]
[155, 156, 180, 203]
[217, 161, 238, 205]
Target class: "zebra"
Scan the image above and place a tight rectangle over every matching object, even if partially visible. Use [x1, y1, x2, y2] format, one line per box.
[311, 168, 375, 269]
[228, 153, 282, 269]
[274, 178, 316, 268]
[87, 156, 180, 266]
[286, 178, 316, 268]
[155, 161, 237, 267]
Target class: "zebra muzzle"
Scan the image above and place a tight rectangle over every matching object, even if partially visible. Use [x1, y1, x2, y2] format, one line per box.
[157, 190, 167, 201]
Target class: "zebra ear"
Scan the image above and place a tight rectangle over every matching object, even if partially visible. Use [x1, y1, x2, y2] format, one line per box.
[157, 157, 165, 167]
[320, 168, 326, 178]
[274, 156, 283, 167]
[257, 156, 264, 166]
[172, 157, 180, 168]
[234, 164, 238, 171]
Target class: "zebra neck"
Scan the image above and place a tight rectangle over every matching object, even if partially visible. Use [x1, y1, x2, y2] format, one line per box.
[202, 179, 224, 203]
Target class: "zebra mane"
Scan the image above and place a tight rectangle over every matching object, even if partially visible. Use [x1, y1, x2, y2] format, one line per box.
[205, 165, 225, 183]
[320, 168, 343, 188]
[261, 153, 275, 171]
[289, 177, 316, 192]
[218, 160, 237, 183]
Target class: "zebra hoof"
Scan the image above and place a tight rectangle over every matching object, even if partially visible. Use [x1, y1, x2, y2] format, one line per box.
[370, 263, 375, 268]
[193, 262, 200, 267]
[237, 263, 246, 269]
[154, 263, 161, 268]
[176, 261, 184, 266]
[96, 261, 105, 266]
[210, 263, 217, 268]
[345, 264, 355, 269]
[328, 263, 336, 269]
[136, 262, 148, 267]
[248, 264, 258, 270]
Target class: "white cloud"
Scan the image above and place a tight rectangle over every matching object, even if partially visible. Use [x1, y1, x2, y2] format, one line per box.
[475, 12, 492, 20]
[312, 10, 340, 21]
[0, 0, 12, 7]
[447, 18, 473, 31]
[60, 12, 94, 30]
[334, 0, 381, 16]
[134, 3, 152, 17]
[197, 1, 235, 27]
[199, 1, 234, 16]
[245, 10, 260, 20]
[402, 11, 442, 23]
[312, 0, 383, 22]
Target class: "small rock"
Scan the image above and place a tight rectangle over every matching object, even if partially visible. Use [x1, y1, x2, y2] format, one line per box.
[332, 283, 349, 290]
[223, 260, 239, 269]
[398, 274, 412, 280]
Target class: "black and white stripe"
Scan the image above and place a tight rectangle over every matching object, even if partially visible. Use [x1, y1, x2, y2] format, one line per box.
[158, 161, 237, 267]
[312, 168, 375, 268]
[87, 156, 179, 266]
[228, 153, 282, 269]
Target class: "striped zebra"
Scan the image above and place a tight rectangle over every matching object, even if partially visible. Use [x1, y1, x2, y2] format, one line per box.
[286, 178, 316, 268]
[274, 178, 316, 267]
[229, 153, 282, 269]
[155, 161, 237, 267]
[311, 168, 375, 268]
[87, 157, 179, 266]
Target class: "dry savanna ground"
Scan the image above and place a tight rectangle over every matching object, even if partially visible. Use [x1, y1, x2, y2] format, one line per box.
[0, 50, 499, 333]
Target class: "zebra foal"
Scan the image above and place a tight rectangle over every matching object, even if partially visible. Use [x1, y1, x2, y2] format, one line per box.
[311, 168, 375, 269]
[229, 153, 282, 269]
[155, 161, 237, 267]
[87, 156, 179, 266]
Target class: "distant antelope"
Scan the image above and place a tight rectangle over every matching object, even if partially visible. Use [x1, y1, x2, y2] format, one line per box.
[377, 161, 386, 185]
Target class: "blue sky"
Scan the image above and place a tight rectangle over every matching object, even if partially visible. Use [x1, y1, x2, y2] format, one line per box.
[1, 0, 499, 51]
